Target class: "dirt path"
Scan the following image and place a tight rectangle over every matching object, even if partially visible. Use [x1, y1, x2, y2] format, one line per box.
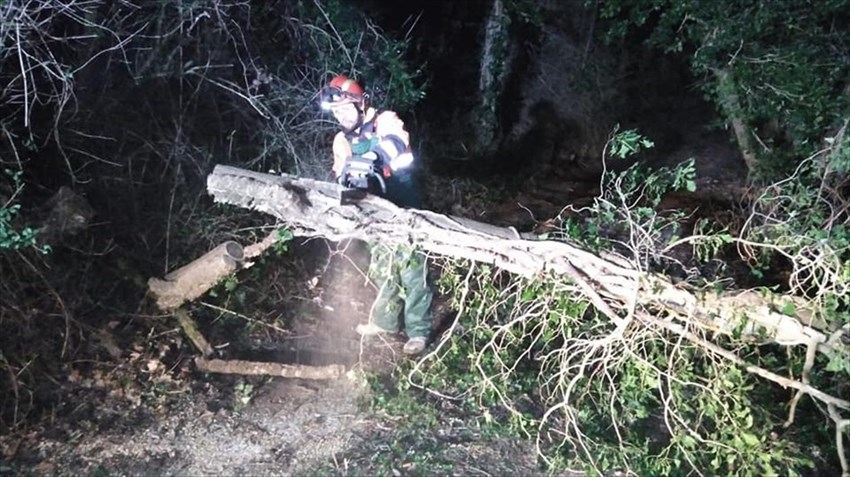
[15, 372, 547, 476]
[25, 378, 367, 476]
[2, 239, 552, 476]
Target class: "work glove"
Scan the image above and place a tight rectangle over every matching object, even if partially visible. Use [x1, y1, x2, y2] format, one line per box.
[390, 152, 414, 171]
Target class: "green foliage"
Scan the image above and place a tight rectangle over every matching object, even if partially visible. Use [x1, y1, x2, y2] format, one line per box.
[367, 374, 440, 429]
[550, 130, 694, 262]
[0, 169, 49, 253]
[273, 227, 294, 255]
[616, 158, 696, 203]
[596, 0, 850, 176]
[223, 275, 239, 293]
[208, 273, 238, 299]
[741, 132, 850, 345]
[691, 219, 734, 263]
[408, 258, 817, 475]
[397, 126, 839, 474]
[233, 381, 254, 410]
[317, 373, 467, 476]
[208, 228, 293, 307]
[609, 127, 656, 160]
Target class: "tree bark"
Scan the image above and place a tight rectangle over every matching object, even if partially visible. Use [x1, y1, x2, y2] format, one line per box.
[714, 68, 759, 174]
[472, 0, 510, 153]
[206, 165, 849, 365]
[148, 241, 244, 311]
[195, 358, 345, 380]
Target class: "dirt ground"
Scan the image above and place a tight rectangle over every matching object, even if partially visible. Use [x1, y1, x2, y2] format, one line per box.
[0, 238, 554, 477]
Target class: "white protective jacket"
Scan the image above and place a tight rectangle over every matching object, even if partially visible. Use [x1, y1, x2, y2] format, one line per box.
[332, 107, 414, 178]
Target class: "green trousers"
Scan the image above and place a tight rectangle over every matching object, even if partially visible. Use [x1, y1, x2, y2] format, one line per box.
[368, 244, 433, 338]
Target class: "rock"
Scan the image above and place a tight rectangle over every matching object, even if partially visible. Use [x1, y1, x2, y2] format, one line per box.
[39, 186, 95, 245]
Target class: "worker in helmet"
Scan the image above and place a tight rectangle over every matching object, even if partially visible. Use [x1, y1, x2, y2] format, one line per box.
[319, 75, 433, 355]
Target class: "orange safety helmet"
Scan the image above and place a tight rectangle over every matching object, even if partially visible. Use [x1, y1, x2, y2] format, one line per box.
[320, 75, 367, 110]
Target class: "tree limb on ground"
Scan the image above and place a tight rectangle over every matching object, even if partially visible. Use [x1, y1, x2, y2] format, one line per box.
[175, 308, 214, 357]
[206, 164, 849, 403]
[148, 241, 244, 311]
[207, 166, 846, 351]
[195, 358, 345, 380]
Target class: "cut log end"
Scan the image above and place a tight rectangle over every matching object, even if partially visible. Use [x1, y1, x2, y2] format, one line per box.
[147, 241, 245, 311]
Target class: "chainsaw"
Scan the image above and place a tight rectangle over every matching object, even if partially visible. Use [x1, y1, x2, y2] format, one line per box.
[337, 151, 390, 205]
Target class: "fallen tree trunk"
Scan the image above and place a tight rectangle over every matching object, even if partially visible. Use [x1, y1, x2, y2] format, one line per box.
[206, 165, 847, 362]
[207, 163, 850, 426]
[195, 358, 345, 380]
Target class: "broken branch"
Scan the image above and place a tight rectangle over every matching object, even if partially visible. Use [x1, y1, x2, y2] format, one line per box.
[175, 308, 214, 357]
[195, 358, 345, 380]
[148, 241, 244, 311]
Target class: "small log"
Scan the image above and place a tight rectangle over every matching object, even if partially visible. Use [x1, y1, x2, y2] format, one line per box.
[195, 358, 345, 380]
[175, 309, 214, 357]
[148, 241, 244, 311]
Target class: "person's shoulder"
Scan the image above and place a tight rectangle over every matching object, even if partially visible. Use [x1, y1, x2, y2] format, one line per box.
[375, 110, 405, 131]
[376, 110, 402, 122]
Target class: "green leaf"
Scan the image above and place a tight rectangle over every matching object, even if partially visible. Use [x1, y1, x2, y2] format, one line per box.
[680, 434, 697, 448]
[741, 432, 760, 447]
[825, 356, 848, 373]
[780, 301, 796, 317]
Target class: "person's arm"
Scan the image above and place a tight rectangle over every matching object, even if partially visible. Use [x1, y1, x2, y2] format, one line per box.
[332, 131, 351, 177]
[373, 111, 414, 171]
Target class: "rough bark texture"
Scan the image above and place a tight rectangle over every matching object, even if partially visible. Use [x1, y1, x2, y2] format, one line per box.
[206, 165, 849, 365]
[472, 0, 509, 153]
[148, 241, 245, 311]
[714, 68, 759, 173]
[195, 358, 345, 380]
